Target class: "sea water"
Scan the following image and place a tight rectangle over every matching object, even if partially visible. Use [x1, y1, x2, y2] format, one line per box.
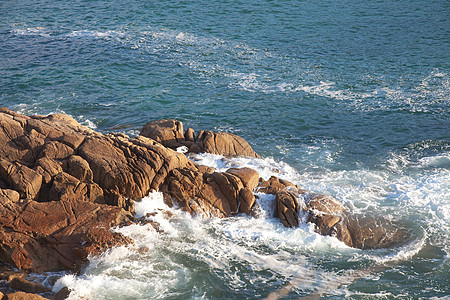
[1, 0, 449, 298]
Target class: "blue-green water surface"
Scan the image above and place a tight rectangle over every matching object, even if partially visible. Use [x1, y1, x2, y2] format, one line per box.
[1, 0, 449, 298]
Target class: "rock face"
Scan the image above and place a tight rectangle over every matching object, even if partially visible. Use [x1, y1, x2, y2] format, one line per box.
[161, 167, 257, 218]
[140, 119, 260, 158]
[0, 108, 190, 273]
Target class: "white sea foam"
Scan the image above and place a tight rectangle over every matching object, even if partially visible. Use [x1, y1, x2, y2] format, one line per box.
[67, 30, 125, 40]
[12, 27, 51, 37]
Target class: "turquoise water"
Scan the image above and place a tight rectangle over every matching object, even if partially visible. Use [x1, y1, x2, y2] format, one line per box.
[1, 0, 449, 298]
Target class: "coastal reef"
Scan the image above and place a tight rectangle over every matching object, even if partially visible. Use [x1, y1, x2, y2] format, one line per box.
[0, 108, 408, 298]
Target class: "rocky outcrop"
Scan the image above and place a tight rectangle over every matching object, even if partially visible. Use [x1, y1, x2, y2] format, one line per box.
[161, 166, 257, 218]
[140, 119, 260, 158]
[0, 107, 410, 285]
[0, 108, 191, 274]
[272, 186, 408, 249]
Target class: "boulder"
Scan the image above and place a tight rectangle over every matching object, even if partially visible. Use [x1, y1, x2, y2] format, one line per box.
[256, 176, 301, 194]
[226, 167, 260, 190]
[274, 189, 302, 227]
[0, 160, 42, 200]
[195, 131, 260, 158]
[162, 167, 259, 218]
[139, 119, 184, 148]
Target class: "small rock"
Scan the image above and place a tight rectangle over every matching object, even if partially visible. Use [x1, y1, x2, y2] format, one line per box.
[9, 278, 51, 294]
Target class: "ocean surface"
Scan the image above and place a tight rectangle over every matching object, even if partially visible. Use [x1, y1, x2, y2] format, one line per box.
[1, 0, 449, 298]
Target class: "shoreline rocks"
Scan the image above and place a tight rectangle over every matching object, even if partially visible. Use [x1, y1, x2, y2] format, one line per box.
[0, 108, 410, 297]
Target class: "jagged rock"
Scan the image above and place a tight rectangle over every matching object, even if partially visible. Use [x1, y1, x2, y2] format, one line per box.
[238, 188, 255, 215]
[0, 160, 42, 200]
[256, 176, 300, 194]
[63, 155, 93, 182]
[140, 119, 185, 148]
[274, 189, 303, 227]
[226, 167, 259, 190]
[3, 291, 48, 300]
[271, 185, 410, 249]
[163, 167, 260, 218]
[0, 198, 133, 273]
[47, 172, 105, 204]
[0, 107, 411, 278]
[9, 278, 51, 294]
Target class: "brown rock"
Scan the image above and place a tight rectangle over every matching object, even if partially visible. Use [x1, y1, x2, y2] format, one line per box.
[211, 172, 243, 212]
[64, 155, 93, 182]
[140, 119, 185, 148]
[0, 198, 133, 273]
[0, 269, 26, 281]
[189, 143, 202, 153]
[343, 214, 410, 249]
[238, 188, 255, 215]
[163, 166, 257, 218]
[184, 128, 195, 142]
[274, 189, 301, 227]
[4, 291, 49, 300]
[47, 172, 105, 204]
[196, 131, 260, 158]
[306, 194, 345, 215]
[0, 189, 20, 203]
[0, 160, 42, 199]
[9, 278, 51, 294]
[54, 287, 70, 300]
[38, 141, 74, 160]
[34, 158, 63, 185]
[256, 176, 299, 194]
[226, 167, 259, 191]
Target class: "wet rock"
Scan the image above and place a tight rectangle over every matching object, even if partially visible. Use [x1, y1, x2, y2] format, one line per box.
[274, 189, 302, 227]
[9, 278, 51, 294]
[0, 269, 26, 281]
[54, 287, 70, 300]
[256, 176, 300, 194]
[343, 214, 410, 249]
[238, 188, 256, 215]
